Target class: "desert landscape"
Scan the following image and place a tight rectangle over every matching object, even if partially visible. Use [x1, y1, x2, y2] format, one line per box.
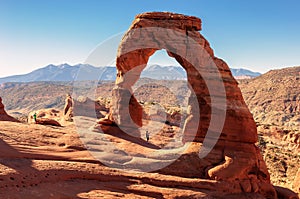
[0, 8, 299, 199]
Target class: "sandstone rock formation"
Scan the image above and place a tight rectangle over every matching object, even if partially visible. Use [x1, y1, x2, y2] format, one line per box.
[96, 12, 299, 198]
[63, 94, 74, 121]
[36, 118, 62, 126]
[28, 109, 62, 126]
[0, 97, 19, 122]
[142, 104, 184, 127]
[74, 96, 105, 119]
[63, 95, 109, 120]
[257, 125, 299, 195]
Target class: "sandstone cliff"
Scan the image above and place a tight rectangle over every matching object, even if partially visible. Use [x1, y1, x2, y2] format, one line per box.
[0, 97, 19, 122]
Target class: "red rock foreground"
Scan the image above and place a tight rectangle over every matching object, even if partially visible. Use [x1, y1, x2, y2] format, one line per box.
[1, 120, 297, 199]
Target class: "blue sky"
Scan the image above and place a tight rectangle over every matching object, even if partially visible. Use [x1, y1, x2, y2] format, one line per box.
[1, 0, 299, 77]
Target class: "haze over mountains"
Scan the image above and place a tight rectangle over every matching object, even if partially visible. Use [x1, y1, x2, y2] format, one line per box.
[0, 63, 261, 83]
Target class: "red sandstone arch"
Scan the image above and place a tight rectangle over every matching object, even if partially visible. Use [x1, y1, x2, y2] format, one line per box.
[111, 12, 257, 144]
[97, 12, 277, 197]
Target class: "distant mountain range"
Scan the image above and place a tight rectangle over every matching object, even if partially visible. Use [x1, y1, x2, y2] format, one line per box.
[0, 64, 116, 83]
[230, 68, 261, 79]
[0, 63, 261, 84]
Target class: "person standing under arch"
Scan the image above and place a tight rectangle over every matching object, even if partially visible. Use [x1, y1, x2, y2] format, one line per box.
[146, 130, 150, 142]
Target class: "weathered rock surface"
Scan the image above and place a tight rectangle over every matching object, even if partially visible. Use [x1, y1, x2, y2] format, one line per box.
[294, 169, 300, 194]
[256, 126, 299, 196]
[0, 97, 19, 122]
[239, 66, 300, 131]
[27, 109, 62, 126]
[35, 118, 62, 126]
[238, 67, 299, 194]
[97, 12, 298, 198]
[64, 95, 108, 120]
[0, 120, 280, 199]
[28, 109, 61, 123]
[63, 93, 73, 121]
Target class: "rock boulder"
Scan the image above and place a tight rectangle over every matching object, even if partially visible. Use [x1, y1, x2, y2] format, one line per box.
[28, 109, 62, 126]
[0, 97, 19, 122]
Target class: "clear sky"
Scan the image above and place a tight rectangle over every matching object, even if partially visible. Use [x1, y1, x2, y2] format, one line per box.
[1, 0, 300, 77]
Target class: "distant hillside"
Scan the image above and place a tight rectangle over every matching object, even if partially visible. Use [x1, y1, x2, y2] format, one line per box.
[239, 66, 300, 130]
[0, 79, 189, 115]
[0, 82, 73, 113]
[0, 64, 261, 84]
[1, 66, 296, 129]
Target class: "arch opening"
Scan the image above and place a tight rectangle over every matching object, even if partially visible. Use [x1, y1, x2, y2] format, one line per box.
[131, 49, 191, 148]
